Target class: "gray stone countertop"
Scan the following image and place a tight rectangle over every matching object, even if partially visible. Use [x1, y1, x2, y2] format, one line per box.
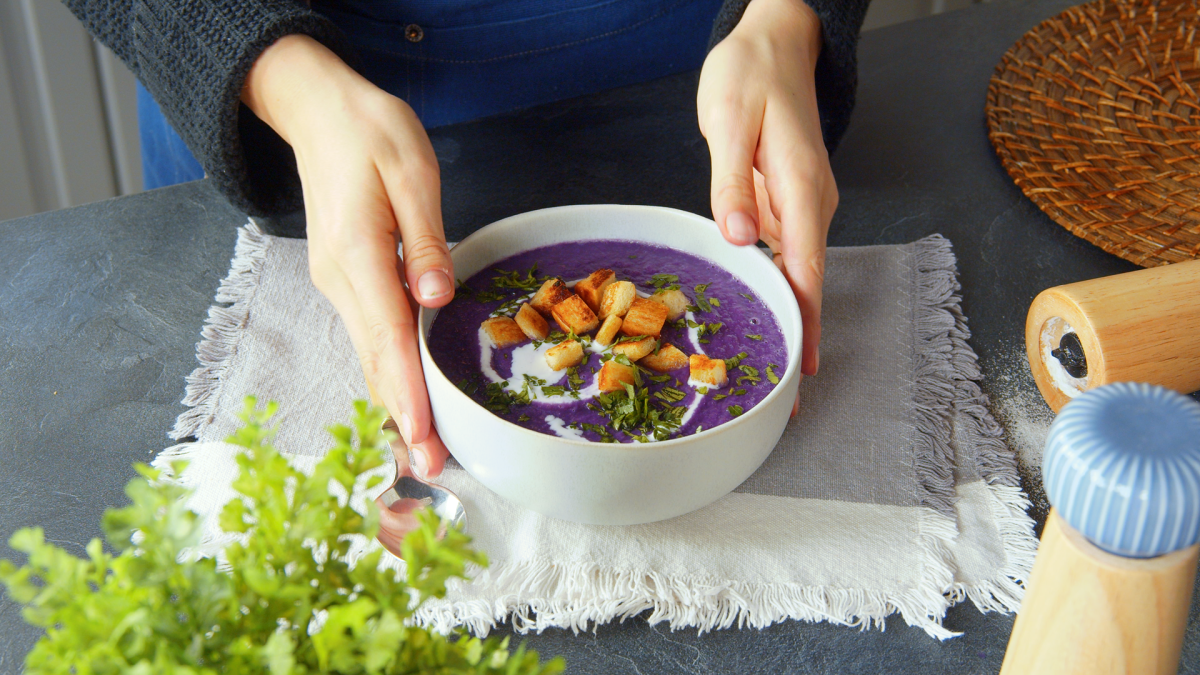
[2, 0, 1198, 672]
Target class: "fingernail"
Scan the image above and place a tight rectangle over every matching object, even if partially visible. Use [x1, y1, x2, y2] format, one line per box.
[726, 212, 757, 244]
[410, 448, 429, 480]
[417, 269, 453, 300]
[814, 349, 820, 376]
[398, 413, 414, 446]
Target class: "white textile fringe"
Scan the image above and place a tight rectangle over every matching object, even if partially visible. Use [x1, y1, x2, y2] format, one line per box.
[170, 219, 272, 441]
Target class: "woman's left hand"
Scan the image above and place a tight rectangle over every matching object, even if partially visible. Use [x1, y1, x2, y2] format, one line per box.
[698, 0, 837, 381]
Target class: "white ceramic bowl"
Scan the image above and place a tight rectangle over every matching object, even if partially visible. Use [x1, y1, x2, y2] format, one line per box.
[419, 205, 802, 525]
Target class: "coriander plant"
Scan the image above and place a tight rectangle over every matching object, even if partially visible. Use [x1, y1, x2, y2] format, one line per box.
[0, 398, 564, 675]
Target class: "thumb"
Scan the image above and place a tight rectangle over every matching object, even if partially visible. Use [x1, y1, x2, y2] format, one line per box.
[703, 106, 762, 246]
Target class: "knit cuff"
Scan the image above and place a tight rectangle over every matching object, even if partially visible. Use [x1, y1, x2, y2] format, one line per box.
[709, 0, 869, 154]
[130, 0, 352, 215]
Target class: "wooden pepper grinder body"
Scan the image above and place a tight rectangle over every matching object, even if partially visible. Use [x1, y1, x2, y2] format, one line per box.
[1001, 510, 1198, 674]
[1025, 258, 1200, 412]
[1001, 383, 1200, 675]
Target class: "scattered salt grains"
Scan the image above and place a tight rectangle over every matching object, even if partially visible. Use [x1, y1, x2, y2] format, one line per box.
[988, 340, 1055, 526]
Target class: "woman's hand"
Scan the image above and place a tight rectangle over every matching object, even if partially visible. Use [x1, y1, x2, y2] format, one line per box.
[242, 35, 451, 479]
[698, 0, 836, 379]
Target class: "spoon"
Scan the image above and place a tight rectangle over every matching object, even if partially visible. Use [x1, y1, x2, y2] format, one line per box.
[374, 416, 466, 556]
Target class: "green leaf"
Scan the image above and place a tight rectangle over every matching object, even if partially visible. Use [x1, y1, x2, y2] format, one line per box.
[0, 397, 562, 675]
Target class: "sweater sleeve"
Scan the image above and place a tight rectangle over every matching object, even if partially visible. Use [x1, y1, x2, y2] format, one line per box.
[710, 0, 871, 155]
[63, 0, 351, 215]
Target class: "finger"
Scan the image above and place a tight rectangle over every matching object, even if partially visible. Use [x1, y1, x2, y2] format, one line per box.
[702, 102, 763, 246]
[406, 423, 449, 480]
[754, 169, 782, 253]
[381, 152, 455, 308]
[375, 495, 421, 557]
[336, 231, 434, 446]
[771, 171, 829, 378]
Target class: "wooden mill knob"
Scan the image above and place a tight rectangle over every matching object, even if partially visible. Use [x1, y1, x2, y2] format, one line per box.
[1001, 383, 1200, 675]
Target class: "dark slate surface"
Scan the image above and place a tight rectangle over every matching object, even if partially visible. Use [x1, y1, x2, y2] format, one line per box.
[2, 0, 1198, 672]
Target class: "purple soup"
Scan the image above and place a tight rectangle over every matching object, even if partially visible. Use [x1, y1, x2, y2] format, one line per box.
[427, 240, 787, 442]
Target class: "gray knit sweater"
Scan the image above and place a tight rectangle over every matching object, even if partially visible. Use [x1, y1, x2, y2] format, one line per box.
[64, 0, 868, 216]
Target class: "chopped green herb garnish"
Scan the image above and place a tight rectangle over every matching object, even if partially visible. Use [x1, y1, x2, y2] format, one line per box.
[725, 352, 749, 369]
[745, 334, 763, 341]
[491, 265, 545, 291]
[728, 404, 744, 417]
[713, 393, 729, 401]
[589, 383, 685, 441]
[456, 377, 479, 395]
[710, 297, 720, 307]
[739, 292, 755, 301]
[695, 386, 709, 395]
[648, 273, 680, 290]
[693, 283, 713, 313]
[567, 366, 584, 391]
[542, 385, 567, 397]
[484, 380, 528, 414]
[648, 374, 671, 384]
[766, 364, 781, 385]
[518, 414, 531, 422]
[732, 388, 747, 396]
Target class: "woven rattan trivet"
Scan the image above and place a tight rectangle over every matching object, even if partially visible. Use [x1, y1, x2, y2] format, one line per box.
[987, 0, 1200, 267]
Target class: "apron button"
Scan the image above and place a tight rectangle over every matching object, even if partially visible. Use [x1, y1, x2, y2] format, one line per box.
[405, 24, 424, 43]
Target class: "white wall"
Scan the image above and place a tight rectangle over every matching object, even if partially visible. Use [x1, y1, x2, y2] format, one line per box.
[0, 0, 141, 222]
[0, 0, 981, 222]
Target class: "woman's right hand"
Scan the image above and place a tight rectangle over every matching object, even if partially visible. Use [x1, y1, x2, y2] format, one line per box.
[241, 35, 451, 480]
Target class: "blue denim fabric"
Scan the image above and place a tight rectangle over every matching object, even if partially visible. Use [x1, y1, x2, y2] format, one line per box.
[138, 82, 205, 189]
[139, 0, 722, 190]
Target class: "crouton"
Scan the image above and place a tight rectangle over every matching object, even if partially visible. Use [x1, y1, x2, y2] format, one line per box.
[551, 294, 600, 335]
[689, 354, 728, 388]
[619, 297, 669, 337]
[530, 278, 573, 316]
[640, 343, 688, 372]
[598, 360, 637, 393]
[514, 303, 550, 340]
[545, 340, 584, 371]
[574, 269, 616, 313]
[612, 336, 657, 362]
[481, 316, 527, 348]
[649, 288, 690, 321]
[594, 315, 623, 347]
[599, 280, 637, 319]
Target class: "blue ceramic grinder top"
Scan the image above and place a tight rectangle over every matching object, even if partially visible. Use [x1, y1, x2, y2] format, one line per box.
[1043, 382, 1200, 558]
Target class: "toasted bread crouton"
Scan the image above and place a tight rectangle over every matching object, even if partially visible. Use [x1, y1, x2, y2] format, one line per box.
[612, 337, 657, 362]
[574, 269, 616, 313]
[649, 288, 690, 321]
[481, 316, 527, 348]
[551, 294, 600, 335]
[599, 280, 637, 319]
[530, 278, 572, 316]
[619, 297, 669, 337]
[689, 354, 728, 388]
[545, 340, 584, 371]
[515, 303, 550, 340]
[640, 343, 688, 372]
[598, 360, 637, 393]
[594, 315, 623, 347]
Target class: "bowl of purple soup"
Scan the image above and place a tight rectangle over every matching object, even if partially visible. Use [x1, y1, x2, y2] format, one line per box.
[418, 204, 802, 525]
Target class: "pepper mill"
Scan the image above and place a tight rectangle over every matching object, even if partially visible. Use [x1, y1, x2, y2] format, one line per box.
[1025, 258, 1200, 412]
[1001, 382, 1200, 675]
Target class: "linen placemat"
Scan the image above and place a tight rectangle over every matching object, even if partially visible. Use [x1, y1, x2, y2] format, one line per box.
[159, 220, 1036, 639]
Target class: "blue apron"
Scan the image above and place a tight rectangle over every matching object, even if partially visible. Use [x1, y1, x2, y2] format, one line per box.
[139, 0, 723, 190]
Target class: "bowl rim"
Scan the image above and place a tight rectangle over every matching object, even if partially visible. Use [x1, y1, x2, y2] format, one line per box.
[418, 204, 803, 451]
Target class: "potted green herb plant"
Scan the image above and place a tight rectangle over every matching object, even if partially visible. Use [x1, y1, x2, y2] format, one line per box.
[1, 398, 564, 674]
